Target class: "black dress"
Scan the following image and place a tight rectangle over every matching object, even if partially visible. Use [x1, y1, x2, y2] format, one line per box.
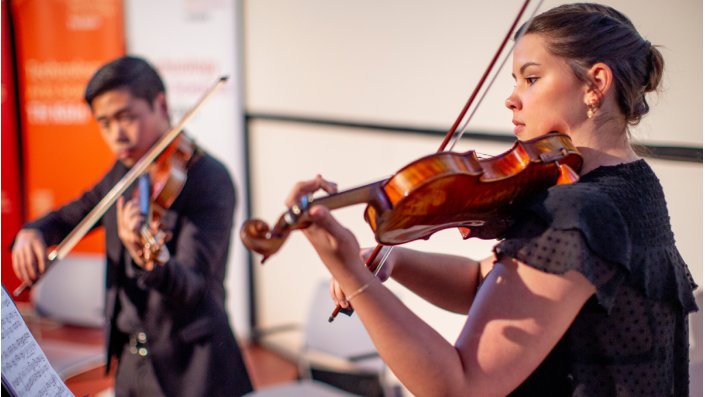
[494, 160, 698, 396]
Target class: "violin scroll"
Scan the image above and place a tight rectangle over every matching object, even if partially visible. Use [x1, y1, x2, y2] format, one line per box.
[240, 194, 315, 262]
[240, 219, 288, 263]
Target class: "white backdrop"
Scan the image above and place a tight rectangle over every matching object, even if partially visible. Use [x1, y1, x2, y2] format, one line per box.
[245, 0, 702, 147]
[242, 0, 703, 377]
[124, 0, 251, 338]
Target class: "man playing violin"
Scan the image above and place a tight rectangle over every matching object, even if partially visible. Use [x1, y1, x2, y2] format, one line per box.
[284, 4, 697, 396]
[11, 56, 253, 397]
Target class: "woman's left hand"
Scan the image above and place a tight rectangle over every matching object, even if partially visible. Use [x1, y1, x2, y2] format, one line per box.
[285, 175, 362, 273]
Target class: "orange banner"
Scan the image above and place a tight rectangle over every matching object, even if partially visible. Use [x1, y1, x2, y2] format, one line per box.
[10, 0, 124, 266]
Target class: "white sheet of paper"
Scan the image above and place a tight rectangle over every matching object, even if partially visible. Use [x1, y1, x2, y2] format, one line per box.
[1, 287, 73, 397]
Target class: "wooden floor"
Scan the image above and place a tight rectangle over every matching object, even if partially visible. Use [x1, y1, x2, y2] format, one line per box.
[19, 304, 299, 396]
[64, 341, 300, 397]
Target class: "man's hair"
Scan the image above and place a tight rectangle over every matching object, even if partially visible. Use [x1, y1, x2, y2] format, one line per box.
[84, 56, 166, 108]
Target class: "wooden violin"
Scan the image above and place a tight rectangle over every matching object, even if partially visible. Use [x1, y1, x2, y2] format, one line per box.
[241, 0, 550, 321]
[240, 131, 582, 263]
[137, 133, 198, 266]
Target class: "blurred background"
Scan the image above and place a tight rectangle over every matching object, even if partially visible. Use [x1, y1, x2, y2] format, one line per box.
[1, 0, 701, 395]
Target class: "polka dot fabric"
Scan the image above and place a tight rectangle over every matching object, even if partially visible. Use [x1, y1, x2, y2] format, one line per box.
[495, 160, 698, 396]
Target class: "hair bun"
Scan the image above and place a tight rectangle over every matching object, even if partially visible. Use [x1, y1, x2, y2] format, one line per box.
[644, 42, 664, 93]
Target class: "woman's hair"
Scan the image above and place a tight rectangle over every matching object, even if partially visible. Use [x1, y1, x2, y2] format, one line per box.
[84, 56, 166, 108]
[517, 3, 663, 126]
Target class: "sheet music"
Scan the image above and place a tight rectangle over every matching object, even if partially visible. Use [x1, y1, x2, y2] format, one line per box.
[1, 287, 73, 397]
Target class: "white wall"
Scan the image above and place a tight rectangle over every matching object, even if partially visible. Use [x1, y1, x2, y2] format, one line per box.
[125, 1, 251, 338]
[242, 0, 703, 383]
[244, 0, 702, 146]
[244, 0, 703, 392]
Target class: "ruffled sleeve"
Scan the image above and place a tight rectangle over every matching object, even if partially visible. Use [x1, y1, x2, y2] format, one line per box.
[494, 180, 697, 314]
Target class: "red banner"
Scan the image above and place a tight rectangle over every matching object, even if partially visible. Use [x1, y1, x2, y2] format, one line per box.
[8, 0, 124, 296]
[2, 0, 25, 295]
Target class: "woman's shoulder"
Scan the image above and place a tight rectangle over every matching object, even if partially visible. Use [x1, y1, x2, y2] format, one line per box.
[523, 178, 621, 234]
[528, 159, 656, 227]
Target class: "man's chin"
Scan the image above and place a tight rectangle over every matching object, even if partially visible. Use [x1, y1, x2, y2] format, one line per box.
[118, 158, 137, 167]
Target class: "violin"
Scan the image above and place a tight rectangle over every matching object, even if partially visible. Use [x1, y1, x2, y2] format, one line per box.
[240, 131, 582, 263]
[241, 0, 548, 321]
[137, 133, 197, 265]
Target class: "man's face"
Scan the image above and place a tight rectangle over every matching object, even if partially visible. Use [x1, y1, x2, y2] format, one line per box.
[91, 87, 170, 167]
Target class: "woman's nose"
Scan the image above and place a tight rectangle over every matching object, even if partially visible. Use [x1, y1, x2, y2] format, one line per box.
[504, 94, 520, 110]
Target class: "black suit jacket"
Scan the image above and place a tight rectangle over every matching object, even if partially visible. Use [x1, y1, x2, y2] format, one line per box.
[26, 148, 253, 396]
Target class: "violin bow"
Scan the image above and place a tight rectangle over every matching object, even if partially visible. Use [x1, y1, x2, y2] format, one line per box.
[13, 76, 229, 297]
[329, 0, 541, 321]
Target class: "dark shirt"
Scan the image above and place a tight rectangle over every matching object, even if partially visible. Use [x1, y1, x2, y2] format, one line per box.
[496, 160, 698, 396]
[25, 143, 253, 397]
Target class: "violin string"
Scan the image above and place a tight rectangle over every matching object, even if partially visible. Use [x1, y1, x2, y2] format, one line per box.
[447, 46, 514, 152]
[372, 245, 394, 278]
[447, 0, 545, 153]
[370, 0, 545, 292]
[338, 0, 546, 319]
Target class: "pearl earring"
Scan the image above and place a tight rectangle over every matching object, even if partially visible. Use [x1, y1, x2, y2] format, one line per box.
[587, 103, 598, 119]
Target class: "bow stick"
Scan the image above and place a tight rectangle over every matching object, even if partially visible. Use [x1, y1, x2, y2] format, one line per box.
[329, 0, 540, 321]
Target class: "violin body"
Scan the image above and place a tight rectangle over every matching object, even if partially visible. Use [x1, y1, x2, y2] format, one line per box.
[366, 131, 581, 243]
[240, 132, 582, 262]
[138, 133, 198, 264]
[148, 133, 197, 214]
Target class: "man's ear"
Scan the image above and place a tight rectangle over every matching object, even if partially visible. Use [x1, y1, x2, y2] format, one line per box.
[584, 62, 613, 107]
[154, 92, 170, 118]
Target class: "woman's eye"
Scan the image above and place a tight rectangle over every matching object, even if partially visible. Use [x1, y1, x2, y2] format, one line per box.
[526, 77, 538, 85]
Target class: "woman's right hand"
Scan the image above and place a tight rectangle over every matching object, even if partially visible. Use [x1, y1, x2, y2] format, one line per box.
[11, 228, 48, 285]
[329, 246, 398, 308]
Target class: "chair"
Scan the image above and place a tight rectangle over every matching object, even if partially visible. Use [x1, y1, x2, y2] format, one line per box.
[29, 253, 106, 379]
[249, 280, 399, 397]
[689, 288, 702, 397]
[31, 253, 105, 328]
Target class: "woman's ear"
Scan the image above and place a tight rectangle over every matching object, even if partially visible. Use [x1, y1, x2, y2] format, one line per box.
[584, 62, 613, 107]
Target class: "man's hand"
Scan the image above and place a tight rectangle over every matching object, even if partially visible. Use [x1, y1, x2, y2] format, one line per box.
[11, 229, 48, 285]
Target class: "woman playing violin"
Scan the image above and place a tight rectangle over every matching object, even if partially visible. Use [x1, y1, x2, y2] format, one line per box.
[288, 4, 697, 396]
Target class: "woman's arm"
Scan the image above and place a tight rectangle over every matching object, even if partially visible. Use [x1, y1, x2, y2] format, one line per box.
[305, 204, 595, 397]
[385, 247, 495, 314]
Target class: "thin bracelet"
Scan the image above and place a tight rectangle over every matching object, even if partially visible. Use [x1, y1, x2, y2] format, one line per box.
[346, 279, 374, 302]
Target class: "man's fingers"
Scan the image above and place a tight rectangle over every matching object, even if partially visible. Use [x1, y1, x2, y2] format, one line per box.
[32, 240, 47, 274]
[116, 196, 125, 226]
[20, 248, 37, 281]
[11, 249, 29, 284]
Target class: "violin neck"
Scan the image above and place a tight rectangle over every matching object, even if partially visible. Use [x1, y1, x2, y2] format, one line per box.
[312, 181, 385, 211]
[270, 180, 387, 237]
[138, 174, 153, 225]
